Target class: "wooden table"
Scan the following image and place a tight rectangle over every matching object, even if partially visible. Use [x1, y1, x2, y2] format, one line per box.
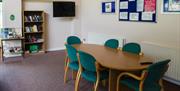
[73, 44, 152, 91]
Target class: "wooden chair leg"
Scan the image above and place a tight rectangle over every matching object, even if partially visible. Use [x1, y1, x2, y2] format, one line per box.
[64, 62, 69, 84]
[64, 55, 68, 70]
[94, 79, 99, 91]
[72, 70, 77, 80]
[75, 70, 81, 91]
[160, 79, 164, 91]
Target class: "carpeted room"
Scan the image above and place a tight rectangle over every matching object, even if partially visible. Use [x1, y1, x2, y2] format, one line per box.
[0, 0, 180, 91]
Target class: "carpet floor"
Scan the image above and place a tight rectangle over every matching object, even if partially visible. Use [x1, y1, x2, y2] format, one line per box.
[0, 51, 179, 91]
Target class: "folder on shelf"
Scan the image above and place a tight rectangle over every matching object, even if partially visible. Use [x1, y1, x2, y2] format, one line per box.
[32, 25, 38, 32]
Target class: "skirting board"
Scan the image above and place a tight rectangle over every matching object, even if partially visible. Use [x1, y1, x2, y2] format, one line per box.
[163, 76, 180, 86]
[47, 47, 65, 51]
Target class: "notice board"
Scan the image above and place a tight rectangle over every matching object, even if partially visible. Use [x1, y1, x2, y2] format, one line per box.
[119, 0, 157, 23]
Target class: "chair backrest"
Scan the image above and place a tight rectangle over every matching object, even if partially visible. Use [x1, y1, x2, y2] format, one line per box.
[143, 59, 171, 91]
[65, 44, 78, 63]
[122, 42, 141, 54]
[67, 36, 81, 45]
[78, 50, 96, 72]
[104, 39, 119, 49]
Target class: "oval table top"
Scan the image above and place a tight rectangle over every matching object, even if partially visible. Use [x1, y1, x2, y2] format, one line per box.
[72, 44, 153, 71]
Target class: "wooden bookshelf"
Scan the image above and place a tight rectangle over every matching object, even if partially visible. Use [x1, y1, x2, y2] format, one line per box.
[23, 11, 46, 54]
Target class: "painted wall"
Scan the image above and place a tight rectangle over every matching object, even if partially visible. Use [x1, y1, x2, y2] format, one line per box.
[24, 0, 81, 51]
[80, 0, 180, 82]
[81, 0, 180, 48]
[2, 0, 22, 29]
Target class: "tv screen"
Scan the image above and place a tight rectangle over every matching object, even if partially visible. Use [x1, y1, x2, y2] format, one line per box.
[53, 1, 75, 17]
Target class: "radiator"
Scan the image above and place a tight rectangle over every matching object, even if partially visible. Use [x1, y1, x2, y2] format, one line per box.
[141, 41, 180, 85]
[87, 32, 126, 48]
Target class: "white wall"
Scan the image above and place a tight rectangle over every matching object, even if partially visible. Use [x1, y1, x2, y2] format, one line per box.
[2, 0, 22, 29]
[80, 0, 180, 83]
[24, 0, 81, 51]
[81, 0, 180, 48]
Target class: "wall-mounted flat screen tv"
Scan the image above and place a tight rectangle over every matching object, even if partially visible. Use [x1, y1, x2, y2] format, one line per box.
[53, 1, 75, 17]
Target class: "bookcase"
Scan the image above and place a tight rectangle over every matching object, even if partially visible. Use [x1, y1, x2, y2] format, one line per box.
[23, 11, 46, 54]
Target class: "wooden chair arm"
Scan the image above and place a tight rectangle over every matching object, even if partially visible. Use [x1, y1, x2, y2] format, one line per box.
[117, 70, 147, 81]
[139, 52, 144, 56]
[118, 47, 122, 51]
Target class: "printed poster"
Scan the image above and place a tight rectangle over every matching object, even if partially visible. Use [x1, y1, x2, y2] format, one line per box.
[129, 13, 139, 21]
[119, 12, 128, 19]
[168, 0, 180, 11]
[141, 12, 153, 20]
[144, 0, 156, 12]
[120, 1, 128, 9]
[105, 3, 112, 12]
[137, 0, 144, 11]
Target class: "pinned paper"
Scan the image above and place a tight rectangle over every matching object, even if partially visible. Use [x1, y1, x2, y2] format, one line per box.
[105, 3, 112, 12]
[129, 13, 139, 21]
[120, 1, 128, 9]
[119, 12, 128, 19]
[142, 12, 153, 20]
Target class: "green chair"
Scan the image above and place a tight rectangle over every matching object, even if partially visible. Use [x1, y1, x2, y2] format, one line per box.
[122, 43, 141, 55]
[64, 44, 79, 83]
[65, 36, 82, 72]
[67, 36, 82, 45]
[75, 50, 109, 91]
[104, 39, 119, 49]
[116, 59, 171, 91]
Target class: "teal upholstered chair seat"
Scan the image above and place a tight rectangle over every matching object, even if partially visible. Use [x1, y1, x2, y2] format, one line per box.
[69, 62, 79, 71]
[120, 77, 140, 91]
[67, 36, 82, 45]
[81, 70, 109, 82]
[122, 43, 141, 54]
[117, 59, 171, 91]
[104, 39, 119, 49]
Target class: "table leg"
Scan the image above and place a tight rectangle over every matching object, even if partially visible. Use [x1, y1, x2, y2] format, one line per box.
[109, 69, 119, 91]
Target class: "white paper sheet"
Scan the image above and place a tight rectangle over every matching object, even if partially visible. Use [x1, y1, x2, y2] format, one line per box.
[129, 13, 139, 21]
[137, 0, 144, 11]
[105, 3, 112, 12]
[169, 0, 180, 11]
[119, 12, 128, 19]
[141, 12, 153, 20]
[120, 1, 128, 9]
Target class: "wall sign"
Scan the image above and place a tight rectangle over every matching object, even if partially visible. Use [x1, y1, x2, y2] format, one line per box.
[102, 1, 115, 13]
[10, 14, 15, 21]
[163, 0, 180, 14]
[119, 0, 157, 23]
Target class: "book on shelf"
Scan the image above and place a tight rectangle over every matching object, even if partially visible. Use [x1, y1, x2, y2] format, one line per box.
[32, 25, 38, 32]
[25, 25, 39, 32]
[25, 15, 42, 22]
